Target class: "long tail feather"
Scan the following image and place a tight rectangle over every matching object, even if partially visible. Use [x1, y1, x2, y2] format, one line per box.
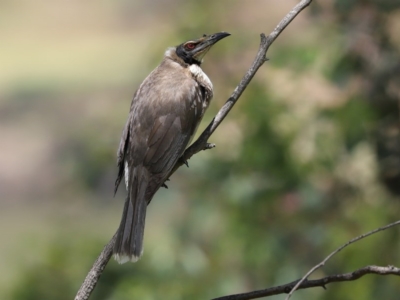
[113, 167, 148, 263]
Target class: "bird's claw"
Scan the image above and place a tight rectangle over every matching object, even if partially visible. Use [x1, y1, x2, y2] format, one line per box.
[183, 160, 189, 168]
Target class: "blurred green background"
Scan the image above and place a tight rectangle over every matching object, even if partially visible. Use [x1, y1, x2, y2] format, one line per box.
[1, 0, 400, 299]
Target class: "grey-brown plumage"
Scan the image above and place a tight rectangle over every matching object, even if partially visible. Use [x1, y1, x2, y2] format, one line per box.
[113, 32, 230, 263]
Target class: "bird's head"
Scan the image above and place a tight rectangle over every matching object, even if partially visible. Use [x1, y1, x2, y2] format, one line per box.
[175, 32, 230, 66]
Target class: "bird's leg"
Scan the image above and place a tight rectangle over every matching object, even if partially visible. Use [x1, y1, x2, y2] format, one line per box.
[179, 143, 215, 170]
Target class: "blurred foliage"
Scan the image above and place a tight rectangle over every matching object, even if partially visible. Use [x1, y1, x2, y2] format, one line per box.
[2, 0, 400, 299]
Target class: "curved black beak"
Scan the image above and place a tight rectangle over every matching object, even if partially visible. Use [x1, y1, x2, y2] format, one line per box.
[192, 32, 230, 61]
[206, 32, 231, 44]
[198, 32, 230, 49]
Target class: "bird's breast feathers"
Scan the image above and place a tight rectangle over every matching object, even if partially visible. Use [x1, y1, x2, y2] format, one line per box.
[188, 64, 213, 93]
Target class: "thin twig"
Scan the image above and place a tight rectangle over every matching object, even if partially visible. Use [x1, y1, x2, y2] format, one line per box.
[285, 219, 400, 300]
[74, 1, 312, 299]
[211, 265, 400, 300]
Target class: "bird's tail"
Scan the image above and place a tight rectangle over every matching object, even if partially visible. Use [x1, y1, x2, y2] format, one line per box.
[113, 167, 148, 264]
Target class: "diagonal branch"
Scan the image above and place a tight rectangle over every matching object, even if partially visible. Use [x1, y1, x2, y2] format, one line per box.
[74, 1, 312, 299]
[74, 233, 117, 300]
[211, 265, 400, 300]
[173, 0, 313, 172]
[285, 219, 400, 299]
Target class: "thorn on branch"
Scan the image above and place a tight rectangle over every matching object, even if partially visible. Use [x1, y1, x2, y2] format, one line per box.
[204, 143, 216, 150]
[161, 178, 170, 189]
[260, 33, 267, 43]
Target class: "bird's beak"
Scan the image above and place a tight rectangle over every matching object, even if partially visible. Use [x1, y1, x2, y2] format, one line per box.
[192, 32, 231, 61]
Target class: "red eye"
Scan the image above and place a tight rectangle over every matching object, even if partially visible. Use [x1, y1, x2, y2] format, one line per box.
[185, 43, 196, 50]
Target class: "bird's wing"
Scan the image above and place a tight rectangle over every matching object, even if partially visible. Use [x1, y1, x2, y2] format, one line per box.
[114, 117, 130, 195]
[114, 90, 138, 195]
[144, 113, 192, 174]
[115, 65, 206, 194]
[114, 108, 195, 259]
[140, 74, 204, 176]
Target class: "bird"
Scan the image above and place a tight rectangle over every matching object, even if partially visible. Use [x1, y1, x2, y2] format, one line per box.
[113, 32, 230, 263]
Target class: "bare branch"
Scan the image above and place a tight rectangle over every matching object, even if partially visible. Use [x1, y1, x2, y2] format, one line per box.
[74, 1, 312, 299]
[285, 219, 400, 299]
[211, 265, 400, 300]
[173, 0, 313, 173]
[74, 233, 117, 300]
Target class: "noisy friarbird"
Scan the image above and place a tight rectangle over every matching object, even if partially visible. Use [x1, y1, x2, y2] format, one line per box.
[113, 32, 230, 263]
